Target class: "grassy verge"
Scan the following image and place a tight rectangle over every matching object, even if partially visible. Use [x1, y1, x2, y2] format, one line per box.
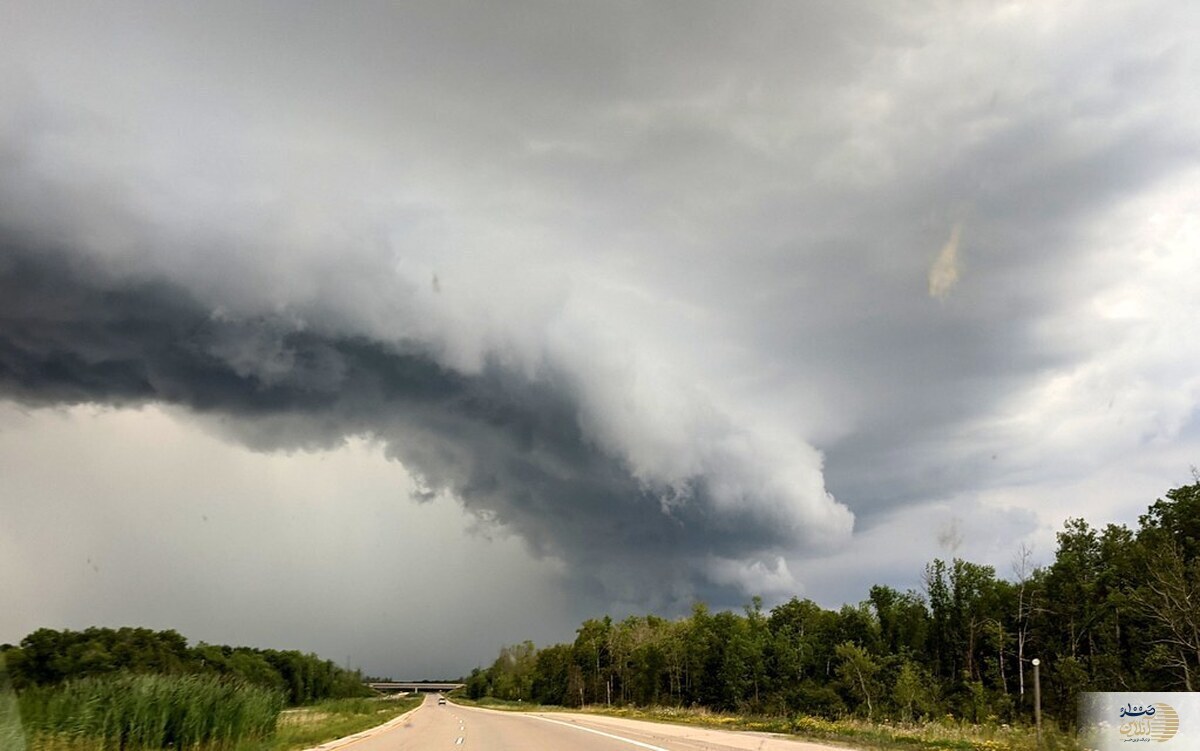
[18, 676, 420, 751]
[20, 673, 283, 751]
[451, 697, 1080, 751]
[258, 695, 422, 751]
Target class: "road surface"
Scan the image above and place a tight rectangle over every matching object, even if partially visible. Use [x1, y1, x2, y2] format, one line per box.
[318, 694, 854, 751]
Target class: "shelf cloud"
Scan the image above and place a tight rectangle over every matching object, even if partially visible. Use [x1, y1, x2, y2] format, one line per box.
[2, 0, 1199, 673]
[0, 231, 850, 607]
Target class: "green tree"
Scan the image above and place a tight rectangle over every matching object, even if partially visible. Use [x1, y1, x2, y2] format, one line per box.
[532, 643, 573, 704]
[892, 659, 929, 721]
[572, 618, 613, 705]
[870, 585, 929, 658]
[834, 641, 881, 719]
[488, 641, 537, 701]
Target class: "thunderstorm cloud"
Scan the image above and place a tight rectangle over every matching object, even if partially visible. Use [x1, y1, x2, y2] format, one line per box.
[2, 1, 1199, 675]
[0, 236, 850, 607]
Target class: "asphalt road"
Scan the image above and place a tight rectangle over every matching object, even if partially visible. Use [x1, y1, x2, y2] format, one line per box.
[328, 694, 852, 751]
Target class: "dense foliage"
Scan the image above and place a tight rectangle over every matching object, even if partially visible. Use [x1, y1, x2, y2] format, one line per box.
[465, 482, 1200, 727]
[17, 673, 283, 750]
[0, 628, 371, 705]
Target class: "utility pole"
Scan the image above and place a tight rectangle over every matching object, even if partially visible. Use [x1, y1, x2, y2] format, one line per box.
[1032, 658, 1042, 749]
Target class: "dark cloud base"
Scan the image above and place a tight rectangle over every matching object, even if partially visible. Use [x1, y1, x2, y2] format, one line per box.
[0, 234, 790, 608]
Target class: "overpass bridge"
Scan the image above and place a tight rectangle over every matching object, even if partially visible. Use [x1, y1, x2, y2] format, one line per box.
[368, 682, 464, 694]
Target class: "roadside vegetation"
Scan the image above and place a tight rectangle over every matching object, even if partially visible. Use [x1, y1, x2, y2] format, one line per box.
[7, 674, 419, 751]
[266, 695, 422, 751]
[1, 628, 372, 706]
[0, 629, 391, 751]
[462, 481, 1200, 750]
[17, 673, 282, 750]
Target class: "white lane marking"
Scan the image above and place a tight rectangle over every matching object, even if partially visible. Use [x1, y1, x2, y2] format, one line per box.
[530, 716, 669, 751]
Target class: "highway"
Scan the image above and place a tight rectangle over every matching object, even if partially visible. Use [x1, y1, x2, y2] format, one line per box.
[330, 694, 851, 751]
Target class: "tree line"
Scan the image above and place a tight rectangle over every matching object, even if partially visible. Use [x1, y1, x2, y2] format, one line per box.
[1, 627, 370, 705]
[465, 481, 1200, 726]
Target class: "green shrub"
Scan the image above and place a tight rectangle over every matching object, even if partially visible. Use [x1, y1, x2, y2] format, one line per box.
[19, 672, 283, 750]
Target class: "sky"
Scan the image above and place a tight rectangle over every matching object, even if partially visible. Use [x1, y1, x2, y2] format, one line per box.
[1, 1, 1198, 679]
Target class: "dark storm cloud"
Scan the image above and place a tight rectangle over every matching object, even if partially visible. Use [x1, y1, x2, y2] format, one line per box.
[1, 0, 1197, 633]
[0, 236, 820, 607]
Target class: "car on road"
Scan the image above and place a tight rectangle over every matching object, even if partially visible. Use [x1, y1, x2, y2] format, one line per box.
[437, 696, 447, 705]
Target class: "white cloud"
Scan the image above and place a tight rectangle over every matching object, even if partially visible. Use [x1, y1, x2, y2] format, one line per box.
[706, 556, 797, 598]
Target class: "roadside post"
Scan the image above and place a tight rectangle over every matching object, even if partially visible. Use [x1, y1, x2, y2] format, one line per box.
[1032, 658, 1042, 749]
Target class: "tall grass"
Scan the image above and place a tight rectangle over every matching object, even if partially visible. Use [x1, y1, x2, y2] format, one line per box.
[2, 687, 27, 751]
[19, 673, 283, 750]
[2, 651, 28, 751]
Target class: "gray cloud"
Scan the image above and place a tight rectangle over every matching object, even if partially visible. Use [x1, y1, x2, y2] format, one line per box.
[1, 0, 1199, 667]
[0, 236, 847, 609]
